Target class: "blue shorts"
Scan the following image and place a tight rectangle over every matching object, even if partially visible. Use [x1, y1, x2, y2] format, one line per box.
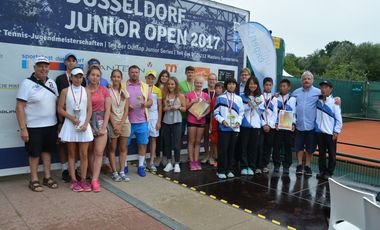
[295, 130, 317, 154]
[128, 122, 149, 145]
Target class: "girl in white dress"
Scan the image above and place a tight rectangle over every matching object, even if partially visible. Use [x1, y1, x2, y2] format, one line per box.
[58, 68, 93, 192]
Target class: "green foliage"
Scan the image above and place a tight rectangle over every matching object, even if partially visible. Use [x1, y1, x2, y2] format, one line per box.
[284, 41, 380, 81]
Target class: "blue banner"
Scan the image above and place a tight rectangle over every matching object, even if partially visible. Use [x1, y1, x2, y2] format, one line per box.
[237, 22, 277, 91]
[0, 0, 248, 66]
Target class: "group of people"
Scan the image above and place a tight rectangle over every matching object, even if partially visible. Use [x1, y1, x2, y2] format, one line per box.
[16, 53, 343, 193]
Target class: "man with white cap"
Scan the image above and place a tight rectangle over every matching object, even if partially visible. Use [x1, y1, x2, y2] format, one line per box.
[16, 56, 59, 192]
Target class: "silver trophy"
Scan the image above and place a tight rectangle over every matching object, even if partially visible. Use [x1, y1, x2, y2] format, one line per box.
[73, 105, 81, 131]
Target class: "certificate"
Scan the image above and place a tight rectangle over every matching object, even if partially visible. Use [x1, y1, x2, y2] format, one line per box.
[278, 110, 293, 130]
[188, 99, 209, 117]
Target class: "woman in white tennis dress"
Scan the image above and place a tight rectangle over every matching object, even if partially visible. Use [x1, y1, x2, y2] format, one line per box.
[58, 68, 93, 192]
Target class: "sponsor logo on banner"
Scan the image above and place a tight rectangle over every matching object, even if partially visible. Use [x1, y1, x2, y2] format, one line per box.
[194, 67, 210, 80]
[165, 64, 177, 73]
[218, 69, 235, 82]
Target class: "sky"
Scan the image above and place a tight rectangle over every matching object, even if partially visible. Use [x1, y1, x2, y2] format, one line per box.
[218, 0, 380, 56]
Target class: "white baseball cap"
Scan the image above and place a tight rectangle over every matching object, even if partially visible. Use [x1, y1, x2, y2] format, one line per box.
[71, 68, 84, 76]
[34, 56, 50, 65]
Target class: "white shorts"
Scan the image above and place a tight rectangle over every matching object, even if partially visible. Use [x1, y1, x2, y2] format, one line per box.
[148, 119, 159, 137]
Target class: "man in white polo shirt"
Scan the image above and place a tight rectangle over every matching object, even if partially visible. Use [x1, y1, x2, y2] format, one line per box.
[16, 56, 59, 192]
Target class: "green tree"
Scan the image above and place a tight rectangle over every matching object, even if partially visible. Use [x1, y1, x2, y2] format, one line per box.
[284, 53, 302, 76]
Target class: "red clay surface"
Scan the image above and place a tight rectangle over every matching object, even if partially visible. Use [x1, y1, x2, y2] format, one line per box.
[337, 120, 380, 166]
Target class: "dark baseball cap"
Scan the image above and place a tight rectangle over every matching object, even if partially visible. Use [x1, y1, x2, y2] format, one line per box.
[88, 58, 100, 66]
[64, 53, 77, 61]
[319, 80, 333, 88]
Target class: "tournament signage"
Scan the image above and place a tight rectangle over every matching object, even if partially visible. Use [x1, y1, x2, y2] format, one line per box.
[0, 0, 248, 175]
[0, 0, 247, 65]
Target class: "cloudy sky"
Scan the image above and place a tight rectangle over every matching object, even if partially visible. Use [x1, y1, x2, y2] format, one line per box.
[218, 0, 380, 56]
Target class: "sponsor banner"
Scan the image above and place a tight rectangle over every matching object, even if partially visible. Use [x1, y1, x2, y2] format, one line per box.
[0, 42, 238, 150]
[0, 0, 248, 173]
[0, 0, 247, 65]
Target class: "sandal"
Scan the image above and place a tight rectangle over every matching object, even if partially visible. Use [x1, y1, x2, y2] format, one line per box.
[43, 177, 59, 189]
[29, 181, 44, 192]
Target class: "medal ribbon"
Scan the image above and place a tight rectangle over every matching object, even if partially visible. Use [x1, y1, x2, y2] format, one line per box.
[111, 88, 121, 108]
[263, 92, 271, 111]
[281, 94, 287, 110]
[70, 85, 82, 107]
[66, 72, 71, 86]
[226, 92, 234, 113]
[186, 81, 194, 92]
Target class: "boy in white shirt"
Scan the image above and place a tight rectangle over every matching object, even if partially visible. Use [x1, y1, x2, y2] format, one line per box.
[315, 80, 342, 180]
[261, 77, 278, 173]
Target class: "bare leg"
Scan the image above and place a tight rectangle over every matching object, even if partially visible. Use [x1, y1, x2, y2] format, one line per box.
[149, 136, 156, 164]
[41, 152, 51, 179]
[138, 144, 147, 156]
[92, 134, 108, 181]
[187, 127, 196, 161]
[67, 143, 77, 181]
[29, 156, 40, 182]
[109, 138, 118, 173]
[194, 127, 204, 162]
[79, 142, 89, 181]
[118, 137, 128, 171]
[296, 150, 304, 165]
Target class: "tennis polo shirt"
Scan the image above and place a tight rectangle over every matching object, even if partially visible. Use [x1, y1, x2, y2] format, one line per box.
[17, 73, 58, 128]
[125, 80, 152, 124]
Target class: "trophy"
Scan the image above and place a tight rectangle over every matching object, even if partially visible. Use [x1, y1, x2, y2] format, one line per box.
[73, 104, 81, 131]
[136, 96, 143, 107]
[227, 113, 236, 127]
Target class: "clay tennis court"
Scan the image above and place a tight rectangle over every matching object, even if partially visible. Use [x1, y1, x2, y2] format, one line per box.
[336, 120, 380, 166]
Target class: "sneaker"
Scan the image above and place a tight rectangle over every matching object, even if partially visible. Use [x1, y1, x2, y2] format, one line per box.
[209, 158, 215, 166]
[189, 161, 196, 171]
[217, 173, 227, 179]
[322, 172, 331, 181]
[201, 157, 209, 164]
[91, 180, 100, 192]
[227, 172, 235, 178]
[274, 167, 280, 173]
[111, 172, 122, 182]
[80, 181, 92, 192]
[154, 157, 161, 167]
[148, 164, 157, 172]
[304, 166, 312, 176]
[137, 166, 146, 177]
[283, 168, 290, 174]
[70, 181, 83, 192]
[162, 156, 168, 166]
[195, 161, 202, 170]
[247, 168, 254, 175]
[316, 172, 324, 179]
[174, 163, 181, 173]
[255, 169, 262, 174]
[164, 162, 174, 172]
[119, 173, 130, 182]
[62, 170, 70, 183]
[262, 167, 269, 173]
[296, 165, 303, 175]
[123, 165, 129, 174]
[241, 168, 248, 175]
